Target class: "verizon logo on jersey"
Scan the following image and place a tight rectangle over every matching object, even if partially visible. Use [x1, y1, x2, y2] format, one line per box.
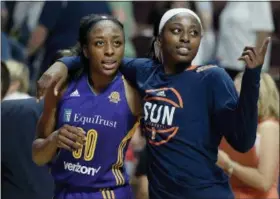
[63, 161, 101, 176]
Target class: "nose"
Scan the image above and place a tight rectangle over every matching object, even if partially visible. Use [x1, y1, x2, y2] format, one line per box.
[179, 32, 190, 43]
[104, 43, 114, 56]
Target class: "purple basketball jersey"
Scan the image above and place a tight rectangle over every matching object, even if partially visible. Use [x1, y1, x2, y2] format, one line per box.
[51, 72, 137, 190]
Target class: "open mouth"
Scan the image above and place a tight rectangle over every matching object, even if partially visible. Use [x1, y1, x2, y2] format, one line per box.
[101, 60, 118, 70]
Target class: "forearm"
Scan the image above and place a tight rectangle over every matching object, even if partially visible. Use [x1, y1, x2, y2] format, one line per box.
[225, 67, 261, 152]
[58, 56, 82, 72]
[32, 132, 58, 166]
[231, 161, 272, 192]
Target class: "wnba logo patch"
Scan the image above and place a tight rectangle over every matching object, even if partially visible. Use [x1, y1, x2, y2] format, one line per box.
[108, 91, 121, 104]
[63, 109, 72, 122]
[143, 87, 183, 146]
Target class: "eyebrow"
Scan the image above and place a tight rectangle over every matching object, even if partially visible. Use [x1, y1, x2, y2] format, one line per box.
[92, 35, 122, 39]
[189, 24, 200, 29]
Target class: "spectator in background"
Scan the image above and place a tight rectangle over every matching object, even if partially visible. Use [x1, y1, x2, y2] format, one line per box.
[1, 2, 12, 60]
[110, 1, 137, 57]
[1, 2, 9, 31]
[218, 72, 279, 199]
[1, 98, 54, 199]
[216, 2, 274, 79]
[1, 61, 11, 100]
[0, 48, 75, 199]
[3, 60, 31, 100]
[1, 61, 53, 199]
[1, 2, 39, 63]
[26, 1, 111, 77]
[1, 32, 12, 61]
[191, 2, 216, 65]
[9, 1, 45, 46]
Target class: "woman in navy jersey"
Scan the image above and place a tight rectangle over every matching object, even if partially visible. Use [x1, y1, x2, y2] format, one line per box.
[32, 14, 142, 199]
[37, 9, 270, 199]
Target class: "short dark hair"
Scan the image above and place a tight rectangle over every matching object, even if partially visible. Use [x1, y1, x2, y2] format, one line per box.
[1, 61, 10, 100]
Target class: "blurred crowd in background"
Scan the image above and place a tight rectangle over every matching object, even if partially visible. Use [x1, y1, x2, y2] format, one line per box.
[1, 1, 280, 199]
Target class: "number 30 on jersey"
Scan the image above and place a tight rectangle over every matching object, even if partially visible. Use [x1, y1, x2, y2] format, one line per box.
[72, 128, 98, 161]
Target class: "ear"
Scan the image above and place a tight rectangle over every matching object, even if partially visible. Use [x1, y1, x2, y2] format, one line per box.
[155, 37, 161, 48]
[156, 37, 162, 48]
[82, 46, 89, 59]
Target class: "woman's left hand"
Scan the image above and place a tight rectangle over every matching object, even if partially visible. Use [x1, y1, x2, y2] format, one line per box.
[238, 37, 271, 69]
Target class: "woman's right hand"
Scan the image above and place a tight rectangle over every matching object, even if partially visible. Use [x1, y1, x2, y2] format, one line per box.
[54, 124, 86, 151]
[37, 61, 68, 101]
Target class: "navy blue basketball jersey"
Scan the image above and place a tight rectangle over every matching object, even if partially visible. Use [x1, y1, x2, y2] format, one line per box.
[60, 56, 261, 199]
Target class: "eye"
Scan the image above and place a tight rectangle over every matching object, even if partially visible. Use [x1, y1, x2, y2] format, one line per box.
[113, 40, 122, 47]
[190, 30, 199, 37]
[171, 28, 182, 34]
[95, 41, 104, 47]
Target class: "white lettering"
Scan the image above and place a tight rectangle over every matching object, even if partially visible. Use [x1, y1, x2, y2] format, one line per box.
[144, 102, 176, 126]
[63, 161, 101, 176]
[75, 164, 81, 173]
[74, 113, 80, 122]
[73, 114, 117, 128]
[150, 104, 162, 123]
[162, 106, 175, 125]
[99, 118, 104, 125]
[81, 166, 87, 174]
[144, 102, 152, 121]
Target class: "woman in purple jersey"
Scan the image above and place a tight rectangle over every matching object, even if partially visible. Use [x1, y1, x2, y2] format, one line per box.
[36, 9, 270, 199]
[32, 14, 142, 199]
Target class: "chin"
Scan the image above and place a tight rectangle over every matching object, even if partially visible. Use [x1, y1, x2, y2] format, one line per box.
[175, 56, 193, 64]
[102, 69, 118, 77]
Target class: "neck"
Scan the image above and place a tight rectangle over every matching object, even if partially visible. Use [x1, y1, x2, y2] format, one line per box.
[163, 61, 192, 75]
[89, 71, 117, 94]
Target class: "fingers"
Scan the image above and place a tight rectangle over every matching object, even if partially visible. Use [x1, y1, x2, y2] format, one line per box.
[54, 78, 65, 96]
[64, 125, 86, 141]
[243, 46, 257, 57]
[57, 135, 81, 151]
[58, 128, 83, 151]
[61, 125, 86, 147]
[239, 49, 256, 62]
[238, 46, 260, 67]
[36, 62, 68, 101]
[56, 125, 87, 151]
[259, 37, 271, 56]
[57, 140, 72, 151]
[36, 82, 45, 103]
[37, 73, 56, 101]
[36, 80, 58, 103]
[238, 55, 252, 66]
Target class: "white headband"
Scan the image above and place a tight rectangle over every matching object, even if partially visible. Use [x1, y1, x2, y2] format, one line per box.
[158, 8, 202, 35]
